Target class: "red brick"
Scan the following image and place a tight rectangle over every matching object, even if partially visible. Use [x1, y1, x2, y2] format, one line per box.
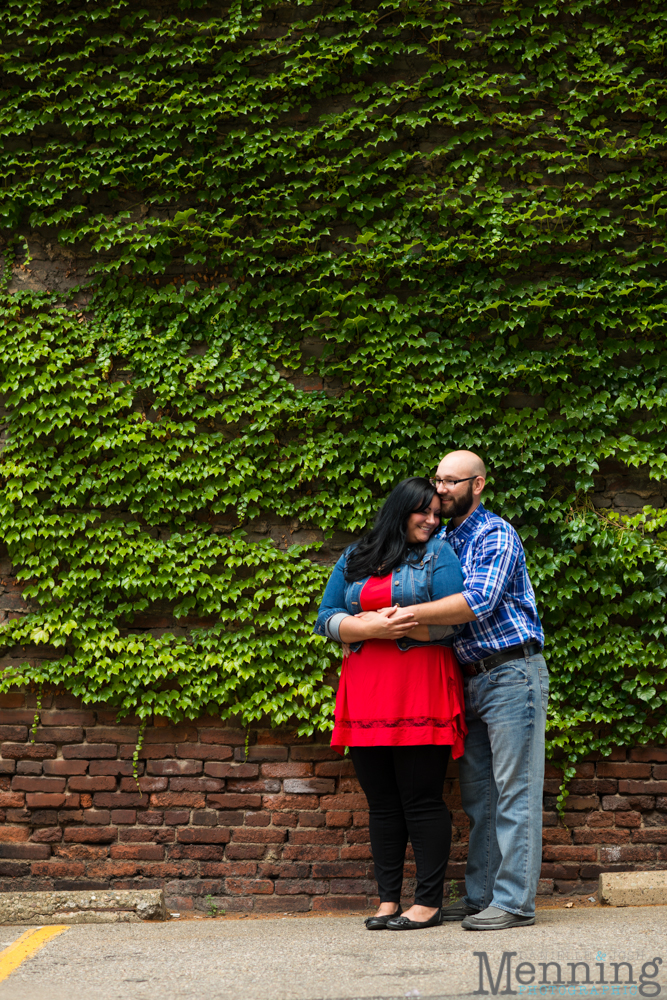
[145, 726, 197, 744]
[227, 779, 280, 793]
[177, 828, 231, 844]
[147, 760, 202, 776]
[0, 862, 30, 876]
[263, 794, 320, 811]
[0, 726, 28, 741]
[231, 829, 287, 844]
[282, 845, 339, 861]
[632, 830, 667, 843]
[542, 828, 571, 844]
[169, 845, 226, 860]
[225, 878, 274, 894]
[1, 743, 56, 760]
[0, 761, 15, 775]
[93, 792, 149, 808]
[43, 760, 88, 776]
[573, 829, 630, 844]
[31, 861, 85, 877]
[198, 862, 258, 878]
[86, 861, 139, 878]
[53, 844, 108, 859]
[653, 766, 667, 779]
[150, 792, 205, 808]
[63, 744, 118, 759]
[253, 895, 311, 913]
[602, 795, 630, 811]
[206, 794, 261, 809]
[597, 762, 651, 778]
[176, 746, 233, 761]
[204, 763, 258, 779]
[110, 844, 165, 860]
[261, 763, 312, 779]
[119, 828, 155, 842]
[275, 879, 327, 895]
[340, 845, 373, 860]
[326, 812, 352, 828]
[284, 779, 334, 794]
[35, 727, 83, 743]
[241, 747, 288, 762]
[170, 777, 223, 792]
[540, 864, 574, 879]
[0, 706, 32, 721]
[288, 829, 344, 846]
[80, 794, 93, 809]
[26, 793, 66, 808]
[199, 728, 246, 746]
[41, 711, 95, 727]
[290, 747, 341, 762]
[85, 727, 138, 743]
[329, 878, 374, 894]
[312, 896, 367, 912]
[620, 780, 667, 794]
[259, 862, 309, 878]
[245, 812, 270, 827]
[83, 809, 111, 825]
[164, 810, 190, 825]
[226, 845, 267, 860]
[562, 796, 600, 811]
[68, 776, 117, 792]
[273, 812, 298, 827]
[0, 792, 25, 808]
[137, 811, 165, 825]
[630, 748, 667, 763]
[64, 827, 118, 843]
[0, 843, 51, 860]
[587, 812, 614, 827]
[539, 846, 598, 862]
[120, 777, 167, 793]
[119, 744, 175, 759]
[31, 828, 63, 843]
[315, 761, 356, 777]
[89, 760, 136, 776]
[600, 845, 657, 862]
[615, 811, 642, 827]
[320, 794, 368, 811]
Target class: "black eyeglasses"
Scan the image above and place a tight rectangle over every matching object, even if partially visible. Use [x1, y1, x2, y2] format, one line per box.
[428, 476, 478, 488]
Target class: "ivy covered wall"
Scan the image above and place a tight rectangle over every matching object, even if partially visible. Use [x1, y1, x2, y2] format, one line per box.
[1, 1, 666, 783]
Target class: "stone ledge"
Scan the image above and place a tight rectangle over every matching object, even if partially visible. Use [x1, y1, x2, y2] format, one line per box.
[599, 870, 667, 907]
[0, 889, 166, 924]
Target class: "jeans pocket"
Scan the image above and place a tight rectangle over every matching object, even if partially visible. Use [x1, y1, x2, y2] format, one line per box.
[488, 661, 528, 685]
[538, 662, 550, 712]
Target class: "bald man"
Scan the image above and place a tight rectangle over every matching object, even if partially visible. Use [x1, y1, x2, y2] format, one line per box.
[399, 450, 547, 930]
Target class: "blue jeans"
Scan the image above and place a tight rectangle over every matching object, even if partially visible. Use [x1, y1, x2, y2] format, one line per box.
[459, 653, 549, 918]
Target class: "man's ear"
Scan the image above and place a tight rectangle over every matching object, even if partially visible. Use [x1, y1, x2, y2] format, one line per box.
[474, 476, 485, 496]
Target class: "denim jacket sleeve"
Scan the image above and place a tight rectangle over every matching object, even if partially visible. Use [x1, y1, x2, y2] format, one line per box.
[313, 552, 351, 643]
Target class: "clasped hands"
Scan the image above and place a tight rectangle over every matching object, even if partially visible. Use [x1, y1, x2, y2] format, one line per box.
[339, 605, 429, 656]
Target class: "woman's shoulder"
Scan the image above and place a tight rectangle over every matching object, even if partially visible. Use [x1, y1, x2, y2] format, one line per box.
[426, 533, 461, 564]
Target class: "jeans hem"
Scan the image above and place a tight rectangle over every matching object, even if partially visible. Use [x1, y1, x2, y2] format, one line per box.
[491, 903, 535, 918]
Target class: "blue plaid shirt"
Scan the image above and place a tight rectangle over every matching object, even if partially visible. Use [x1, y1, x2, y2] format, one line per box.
[436, 503, 544, 663]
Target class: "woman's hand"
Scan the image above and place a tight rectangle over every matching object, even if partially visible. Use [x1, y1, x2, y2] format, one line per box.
[338, 605, 419, 643]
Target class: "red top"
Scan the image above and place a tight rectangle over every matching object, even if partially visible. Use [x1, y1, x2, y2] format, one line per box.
[330, 574, 467, 757]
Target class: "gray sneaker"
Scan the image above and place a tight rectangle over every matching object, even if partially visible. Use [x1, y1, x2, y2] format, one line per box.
[441, 899, 481, 922]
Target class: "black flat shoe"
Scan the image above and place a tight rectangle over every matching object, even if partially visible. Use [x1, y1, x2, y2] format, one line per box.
[386, 908, 442, 931]
[364, 906, 402, 930]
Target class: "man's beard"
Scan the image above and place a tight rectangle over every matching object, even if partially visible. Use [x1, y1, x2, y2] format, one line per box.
[440, 481, 474, 519]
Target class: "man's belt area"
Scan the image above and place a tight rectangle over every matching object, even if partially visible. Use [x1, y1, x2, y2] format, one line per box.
[461, 641, 542, 677]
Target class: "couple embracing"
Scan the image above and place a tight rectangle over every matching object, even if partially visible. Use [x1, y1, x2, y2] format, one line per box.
[315, 450, 548, 932]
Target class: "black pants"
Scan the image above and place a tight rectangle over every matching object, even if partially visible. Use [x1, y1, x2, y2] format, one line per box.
[350, 745, 452, 908]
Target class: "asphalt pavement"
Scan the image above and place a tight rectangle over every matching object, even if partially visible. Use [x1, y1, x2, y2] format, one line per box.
[0, 904, 665, 1000]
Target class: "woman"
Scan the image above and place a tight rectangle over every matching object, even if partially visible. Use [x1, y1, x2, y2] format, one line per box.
[314, 477, 467, 931]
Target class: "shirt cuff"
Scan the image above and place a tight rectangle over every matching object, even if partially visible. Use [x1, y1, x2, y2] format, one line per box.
[461, 589, 491, 620]
[325, 612, 350, 643]
[428, 624, 456, 640]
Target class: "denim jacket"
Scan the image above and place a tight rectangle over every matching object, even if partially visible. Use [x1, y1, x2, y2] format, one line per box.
[313, 534, 464, 654]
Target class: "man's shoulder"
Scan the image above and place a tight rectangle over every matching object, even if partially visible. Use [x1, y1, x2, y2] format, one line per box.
[441, 506, 521, 545]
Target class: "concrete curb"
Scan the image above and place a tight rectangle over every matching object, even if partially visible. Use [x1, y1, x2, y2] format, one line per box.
[0, 889, 167, 924]
[599, 869, 667, 906]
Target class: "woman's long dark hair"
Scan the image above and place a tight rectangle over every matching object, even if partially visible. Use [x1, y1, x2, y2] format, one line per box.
[344, 477, 439, 582]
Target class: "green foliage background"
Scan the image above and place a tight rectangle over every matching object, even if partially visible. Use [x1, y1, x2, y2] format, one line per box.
[1, 0, 667, 773]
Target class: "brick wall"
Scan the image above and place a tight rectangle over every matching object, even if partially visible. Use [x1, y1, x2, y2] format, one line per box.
[0, 692, 665, 912]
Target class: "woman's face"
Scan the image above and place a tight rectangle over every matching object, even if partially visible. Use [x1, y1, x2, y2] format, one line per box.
[405, 495, 441, 545]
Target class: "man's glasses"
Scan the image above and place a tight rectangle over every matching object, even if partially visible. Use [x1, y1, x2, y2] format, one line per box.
[428, 475, 478, 488]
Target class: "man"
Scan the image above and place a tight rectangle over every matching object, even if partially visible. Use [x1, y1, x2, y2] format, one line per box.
[399, 449, 548, 930]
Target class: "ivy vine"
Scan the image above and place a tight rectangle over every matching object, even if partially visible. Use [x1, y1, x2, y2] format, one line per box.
[0, 1, 666, 773]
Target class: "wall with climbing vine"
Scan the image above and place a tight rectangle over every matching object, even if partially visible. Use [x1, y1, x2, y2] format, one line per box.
[1, 0, 667, 798]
